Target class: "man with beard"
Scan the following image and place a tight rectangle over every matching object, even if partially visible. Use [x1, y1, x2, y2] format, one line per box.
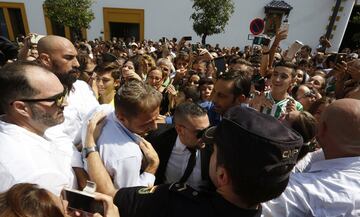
[0, 62, 76, 196]
[37, 35, 99, 188]
[37, 35, 99, 144]
[208, 69, 252, 125]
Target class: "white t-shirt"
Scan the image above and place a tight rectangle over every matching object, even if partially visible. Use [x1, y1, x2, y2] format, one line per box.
[0, 120, 76, 196]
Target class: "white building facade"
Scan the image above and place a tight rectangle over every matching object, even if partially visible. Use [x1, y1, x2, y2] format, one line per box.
[0, 0, 358, 51]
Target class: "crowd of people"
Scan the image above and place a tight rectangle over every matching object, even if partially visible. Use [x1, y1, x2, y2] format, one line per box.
[0, 26, 359, 217]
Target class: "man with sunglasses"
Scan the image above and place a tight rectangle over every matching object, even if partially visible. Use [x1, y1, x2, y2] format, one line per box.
[146, 102, 211, 190]
[0, 61, 77, 196]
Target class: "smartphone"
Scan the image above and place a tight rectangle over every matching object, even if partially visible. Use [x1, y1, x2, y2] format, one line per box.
[183, 36, 192, 41]
[30, 34, 45, 45]
[285, 40, 304, 61]
[335, 53, 346, 64]
[214, 56, 226, 74]
[253, 36, 271, 46]
[62, 188, 104, 215]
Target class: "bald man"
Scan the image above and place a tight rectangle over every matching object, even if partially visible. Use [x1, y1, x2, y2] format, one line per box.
[36, 35, 99, 188]
[36, 36, 99, 146]
[37, 35, 80, 90]
[262, 98, 360, 216]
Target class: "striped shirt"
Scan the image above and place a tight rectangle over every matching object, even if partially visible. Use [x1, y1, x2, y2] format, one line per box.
[261, 91, 303, 119]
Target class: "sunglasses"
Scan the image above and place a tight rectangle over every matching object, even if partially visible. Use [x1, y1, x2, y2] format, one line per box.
[181, 125, 209, 139]
[17, 87, 68, 107]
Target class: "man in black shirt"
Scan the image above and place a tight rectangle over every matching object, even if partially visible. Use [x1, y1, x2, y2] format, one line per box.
[84, 106, 303, 217]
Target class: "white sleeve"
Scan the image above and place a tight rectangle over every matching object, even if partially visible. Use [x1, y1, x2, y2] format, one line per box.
[71, 146, 84, 168]
[262, 175, 312, 217]
[293, 149, 324, 173]
[0, 163, 15, 193]
[139, 172, 156, 187]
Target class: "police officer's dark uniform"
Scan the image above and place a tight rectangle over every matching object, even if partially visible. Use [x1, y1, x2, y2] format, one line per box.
[112, 107, 302, 217]
[114, 182, 262, 217]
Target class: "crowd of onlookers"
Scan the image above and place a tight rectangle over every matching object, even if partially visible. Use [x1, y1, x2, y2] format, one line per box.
[0, 28, 359, 217]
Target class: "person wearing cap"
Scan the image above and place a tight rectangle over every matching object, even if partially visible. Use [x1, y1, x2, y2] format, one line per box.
[146, 102, 212, 190]
[262, 98, 360, 216]
[84, 106, 303, 217]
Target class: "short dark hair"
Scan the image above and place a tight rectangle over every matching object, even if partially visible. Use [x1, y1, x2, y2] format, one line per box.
[227, 55, 252, 66]
[0, 61, 42, 113]
[178, 86, 201, 103]
[274, 60, 297, 78]
[173, 102, 207, 124]
[94, 62, 121, 80]
[218, 69, 252, 98]
[198, 77, 214, 86]
[114, 80, 162, 117]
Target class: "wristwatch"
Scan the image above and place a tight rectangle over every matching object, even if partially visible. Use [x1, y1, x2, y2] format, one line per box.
[82, 146, 98, 158]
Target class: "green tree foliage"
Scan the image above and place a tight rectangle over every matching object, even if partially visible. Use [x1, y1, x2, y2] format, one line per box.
[191, 0, 235, 44]
[44, 0, 95, 41]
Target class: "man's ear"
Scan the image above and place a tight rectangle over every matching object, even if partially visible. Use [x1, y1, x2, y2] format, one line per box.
[115, 110, 126, 123]
[12, 101, 31, 118]
[38, 53, 51, 68]
[234, 94, 246, 104]
[114, 79, 120, 89]
[216, 165, 230, 186]
[175, 124, 184, 136]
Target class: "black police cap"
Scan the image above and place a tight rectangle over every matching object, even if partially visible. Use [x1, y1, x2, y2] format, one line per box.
[203, 106, 303, 182]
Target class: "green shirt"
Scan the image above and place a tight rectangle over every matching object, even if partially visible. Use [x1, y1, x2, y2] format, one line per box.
[261, 91, 303, 119]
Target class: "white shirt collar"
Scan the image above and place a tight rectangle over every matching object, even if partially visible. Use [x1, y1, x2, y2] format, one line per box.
[112, 112, 141, 144]
[173, 136, 190, 153]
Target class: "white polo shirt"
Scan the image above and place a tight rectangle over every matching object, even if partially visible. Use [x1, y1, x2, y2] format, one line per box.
[0, 119, 76, 196]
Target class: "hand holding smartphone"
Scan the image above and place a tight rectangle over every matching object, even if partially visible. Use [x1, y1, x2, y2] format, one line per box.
[285, 40, 304, 61]
[62, 187, 104, 216]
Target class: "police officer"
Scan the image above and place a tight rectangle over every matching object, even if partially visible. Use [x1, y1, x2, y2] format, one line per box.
[84, 106, 303, 217]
